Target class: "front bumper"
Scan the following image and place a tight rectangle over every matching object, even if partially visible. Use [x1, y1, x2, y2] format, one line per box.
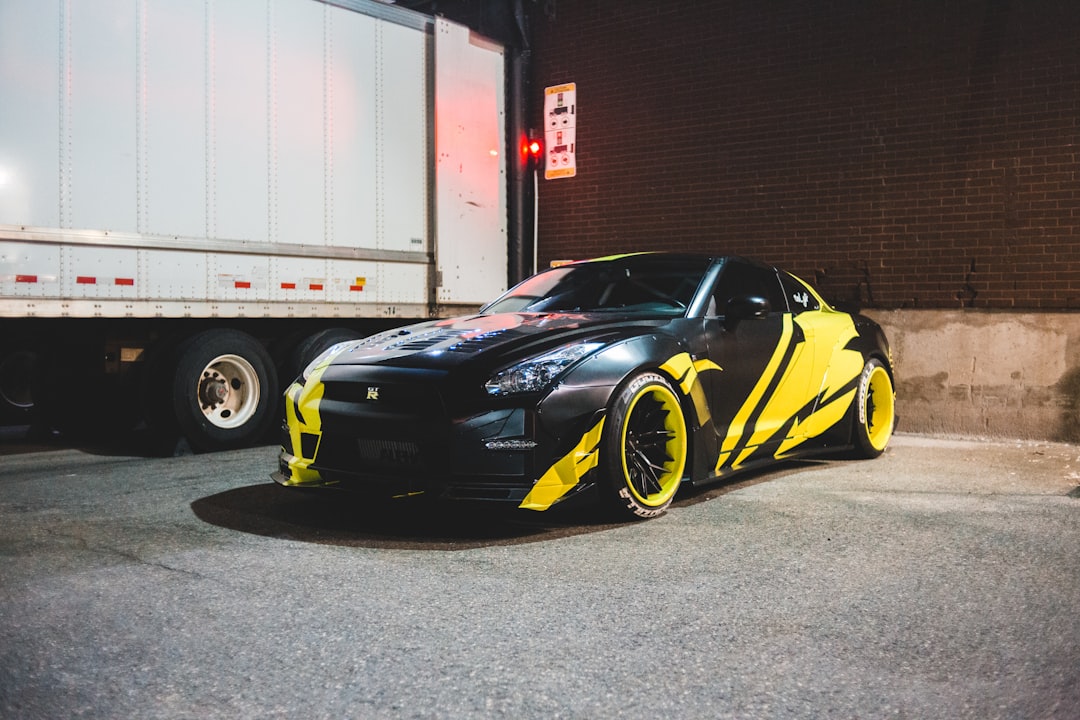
[274, 369, 606, 509]
[272, 408, 546, 504]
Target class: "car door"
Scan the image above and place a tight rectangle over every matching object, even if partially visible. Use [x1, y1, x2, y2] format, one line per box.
[771, 270, 865, 454]
[701, 260, 812, 472]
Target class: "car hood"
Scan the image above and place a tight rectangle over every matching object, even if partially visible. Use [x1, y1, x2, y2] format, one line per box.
[323, 312, 666, 371]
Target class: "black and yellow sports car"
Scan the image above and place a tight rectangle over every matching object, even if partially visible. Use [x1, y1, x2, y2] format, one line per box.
[273, 253, 895, 519]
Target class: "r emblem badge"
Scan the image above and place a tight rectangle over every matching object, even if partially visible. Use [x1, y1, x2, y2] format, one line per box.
[366, 387, 380, 401]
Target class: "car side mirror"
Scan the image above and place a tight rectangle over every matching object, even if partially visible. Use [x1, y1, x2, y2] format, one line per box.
[724, 294, 770, 330]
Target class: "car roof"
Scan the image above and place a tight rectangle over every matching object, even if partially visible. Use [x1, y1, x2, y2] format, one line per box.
[564, 252, 776, 272]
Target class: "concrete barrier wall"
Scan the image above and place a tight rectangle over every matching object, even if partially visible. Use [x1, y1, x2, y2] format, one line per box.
[863, 310, 1080, 443]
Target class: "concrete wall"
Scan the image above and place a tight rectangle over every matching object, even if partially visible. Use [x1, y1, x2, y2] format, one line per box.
[864, 309, 1080, 443]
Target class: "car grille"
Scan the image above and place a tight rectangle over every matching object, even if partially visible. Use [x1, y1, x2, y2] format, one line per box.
[355, 438, 424, 468]
[311, 371, 448, 478]
[315, 426, 443, 477]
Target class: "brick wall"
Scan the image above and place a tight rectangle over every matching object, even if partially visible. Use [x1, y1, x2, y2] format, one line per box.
[528, 0, 1080, 309]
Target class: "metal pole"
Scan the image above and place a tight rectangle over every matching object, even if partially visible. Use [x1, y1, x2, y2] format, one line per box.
[533, 168, 539, 275]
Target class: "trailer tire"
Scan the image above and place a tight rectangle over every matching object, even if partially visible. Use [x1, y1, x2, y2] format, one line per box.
[287, 327, 363, 382]
[171, 329, 278, 452]
[0, 349, 37, 425]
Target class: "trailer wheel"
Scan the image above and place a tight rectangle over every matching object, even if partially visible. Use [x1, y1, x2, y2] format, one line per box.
[287, 327, 363, 382]
[0, 350, 36, 423]
[171, 329, 278, 452]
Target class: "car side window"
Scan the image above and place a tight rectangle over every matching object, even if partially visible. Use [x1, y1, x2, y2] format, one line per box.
[778, 272, 821, 314]
[707, 262, 787, 316]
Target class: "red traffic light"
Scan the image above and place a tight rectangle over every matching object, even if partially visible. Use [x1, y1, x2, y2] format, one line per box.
[520, 136, 543, 169]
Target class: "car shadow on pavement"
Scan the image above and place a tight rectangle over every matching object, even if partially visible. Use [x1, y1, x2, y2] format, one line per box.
[190, 462, 821, 551]
[190, 483, 619, 549]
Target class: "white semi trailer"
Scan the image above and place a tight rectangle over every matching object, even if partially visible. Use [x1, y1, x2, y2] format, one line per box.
[0, 0, 509, 451]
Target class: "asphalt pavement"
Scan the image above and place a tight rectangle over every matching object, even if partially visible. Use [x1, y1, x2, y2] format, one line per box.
[1, 432, 1078, 719]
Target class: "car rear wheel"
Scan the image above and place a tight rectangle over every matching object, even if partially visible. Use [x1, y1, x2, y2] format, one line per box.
[852, 357, 895, 458]
[602, 372, 688, 519]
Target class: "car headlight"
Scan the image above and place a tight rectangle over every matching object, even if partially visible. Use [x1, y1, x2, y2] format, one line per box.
[301, 341, 355, 382]
[485, 342, 603, 396]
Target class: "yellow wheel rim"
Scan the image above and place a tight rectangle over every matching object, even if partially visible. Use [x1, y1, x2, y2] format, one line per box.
[865, 365, 895, 452]
[620, 384, 687, 507]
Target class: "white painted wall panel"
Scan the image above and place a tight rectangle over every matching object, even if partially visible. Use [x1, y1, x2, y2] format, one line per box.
[324, 259, 379, 303]
[0, 242, 60, 298]
[211, 253, 272, 301]
[273, 0, 325, 246]
[0, 2, 61, 228]
[212, 0, 270, 243]
[0, 1, 505, 320]
[63, 245, 138, 299]
[378, 22, 428, 254]
[271, 256, 329, 303]
[434, 19, 507, 304]
[326, 8, 378, 250]
[68, 0, 137, 232]
[143, 1, 207, 238]
[143, 249, 206, 300]
[376, 261, 429, 305]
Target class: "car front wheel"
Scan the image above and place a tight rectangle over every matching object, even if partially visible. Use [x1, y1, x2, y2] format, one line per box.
[602, 371, 688, 520]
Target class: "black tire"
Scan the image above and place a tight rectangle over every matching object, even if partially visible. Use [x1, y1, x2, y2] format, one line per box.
[601, 371, 689, 520]
[170, 329, 278, 452]
[851, 357, 895, 458]
[286, 327, 362, 384]
[0, 349, 36, 425]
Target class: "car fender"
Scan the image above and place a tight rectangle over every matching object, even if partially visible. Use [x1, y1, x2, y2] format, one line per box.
[521, 334, 700, 512]
[538, 333, 692, 431]
[851, 316, 893, 369]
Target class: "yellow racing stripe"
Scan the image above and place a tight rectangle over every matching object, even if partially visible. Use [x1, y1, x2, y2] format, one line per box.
[715, 314, 795, 471]
[660, 352, 722, 426]
[280, 362, 332, 486]
[519, 418, 606, 511]
[773, 312, 863, 457]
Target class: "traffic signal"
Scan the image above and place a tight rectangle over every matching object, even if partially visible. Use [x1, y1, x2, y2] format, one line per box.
[521, 135, 543, 171]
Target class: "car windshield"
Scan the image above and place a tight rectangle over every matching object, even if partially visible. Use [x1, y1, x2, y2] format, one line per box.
[482, 255, 714, 316]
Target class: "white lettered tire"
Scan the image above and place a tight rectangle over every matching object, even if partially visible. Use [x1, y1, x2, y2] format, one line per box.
[602, 372, 688, 519]
[852, 357, 895, 458]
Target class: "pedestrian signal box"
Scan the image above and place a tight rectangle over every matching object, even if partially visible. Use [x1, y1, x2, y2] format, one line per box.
[543, 83, 576, 179]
